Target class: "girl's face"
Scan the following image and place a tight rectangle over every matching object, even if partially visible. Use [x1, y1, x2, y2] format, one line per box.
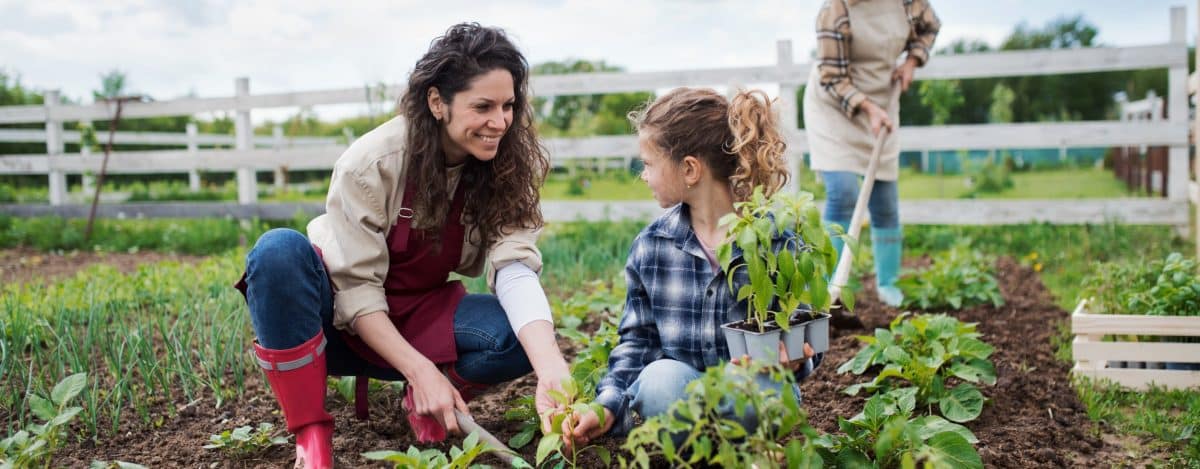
[434, 68, 515, 165]
[638, 133, 687, 208]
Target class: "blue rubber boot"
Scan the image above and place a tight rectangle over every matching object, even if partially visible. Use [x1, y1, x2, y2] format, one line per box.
[872, 226, 904, 307]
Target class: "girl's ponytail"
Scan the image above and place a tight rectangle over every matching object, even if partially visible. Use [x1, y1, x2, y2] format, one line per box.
[727, 89, 789, 199]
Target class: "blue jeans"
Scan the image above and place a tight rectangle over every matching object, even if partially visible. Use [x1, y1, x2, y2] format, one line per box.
[243, 228, 532, 384]
[620, 359, 799, 436]
[821, 171, 899, 229]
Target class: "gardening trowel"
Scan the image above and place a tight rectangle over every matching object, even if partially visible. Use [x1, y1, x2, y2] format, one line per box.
[454, 408, 521, 465]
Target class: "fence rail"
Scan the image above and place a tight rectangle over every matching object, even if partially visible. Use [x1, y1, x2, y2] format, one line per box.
[0, 6, 1194, 226]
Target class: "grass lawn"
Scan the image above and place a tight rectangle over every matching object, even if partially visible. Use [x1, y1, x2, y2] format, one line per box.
[898, 167, 1139, 199]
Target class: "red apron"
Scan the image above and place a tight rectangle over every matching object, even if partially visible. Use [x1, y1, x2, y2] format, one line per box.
[340, 181, 469, 368]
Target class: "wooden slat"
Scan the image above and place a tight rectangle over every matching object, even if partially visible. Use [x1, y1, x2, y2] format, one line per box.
[1073, 365, 1200, 391]
[922, 44, 1185, 81]
[901, 121, 1187, 150]
[1073, 338, 1200, 363]
[1072, 312, 1200, 336]
[898, 199, 1190, 225]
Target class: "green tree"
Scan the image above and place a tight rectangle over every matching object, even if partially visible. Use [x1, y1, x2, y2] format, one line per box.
[531, 59, 651, 136]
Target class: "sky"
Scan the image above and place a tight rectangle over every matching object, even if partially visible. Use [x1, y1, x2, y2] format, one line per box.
[0, 0, 1194, 121]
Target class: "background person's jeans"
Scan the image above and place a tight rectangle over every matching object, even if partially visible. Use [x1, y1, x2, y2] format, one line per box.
[820, 170, 899, 229]
[243, 228, 531, 384]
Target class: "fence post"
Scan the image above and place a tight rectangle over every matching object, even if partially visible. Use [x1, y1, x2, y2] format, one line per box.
[235, 77, 257, 204]
[777, 40, 801, 193]
[1166, 6, 1188, 202]
[273, 124, 286, 191]
[1195, 4, 1200, 261]
[187, 122, 201, 192]
[44, 89, 68, 205]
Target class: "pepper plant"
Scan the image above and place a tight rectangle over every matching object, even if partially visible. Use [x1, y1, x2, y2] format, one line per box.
[620, 362, 822, 469]
[363, 431, 530, 469]
[202, 422, 288, 456]
[838, 313, 996, 423]
[536, 376, 611, 468]
[897, 243, 1003, 310]
[0, 372, 87, 469]
[813, 389, 982, 468]
[717, 187, 845, 333]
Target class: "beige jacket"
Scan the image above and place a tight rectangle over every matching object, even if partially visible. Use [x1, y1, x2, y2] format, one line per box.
[307, 115, 543, 332]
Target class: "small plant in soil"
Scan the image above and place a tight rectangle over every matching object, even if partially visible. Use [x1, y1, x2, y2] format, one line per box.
[202, 422, 287, 456]
[813, 389, 982, 468]
[0, 372, 87, 469]
[558, 311, 621, 397]
[838, 313, 996, 423]
[363, 431, 530, 469]
[88, 461, 148, 469]
[536, 376, 611, 468]
[897, 242, 1003, 310]
[621, 362, 822, 469]
[717, 187, 843, 334]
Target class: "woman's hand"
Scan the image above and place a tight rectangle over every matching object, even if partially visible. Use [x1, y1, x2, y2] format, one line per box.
[409, 365, 470, 434]
[892, 56, 919, 92]
[566, 406, 615, 452]
[535, 367, 571, 434]
[731, 342, 815, 371]
[861, 100, 894, 137]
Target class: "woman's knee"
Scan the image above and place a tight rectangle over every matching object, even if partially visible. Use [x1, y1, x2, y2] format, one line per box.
[247, 229, 313, 279]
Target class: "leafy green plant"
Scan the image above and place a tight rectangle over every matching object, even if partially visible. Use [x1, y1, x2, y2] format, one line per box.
[717, 187, 844, 333]
[813, 390, 982, 468]
[202, 422, 287, 455]
[962, 158, 1014, 197]
[559, 312, 621, 397]
[363, 431, 529, 468]
[620, 362, 821, 469]
[838, 313, 996, 423]
[1080, 252, 1200, 318]
[897, 243, 1004, 310]
[536, 376, 611, 468]
[0, 372, 87, 469]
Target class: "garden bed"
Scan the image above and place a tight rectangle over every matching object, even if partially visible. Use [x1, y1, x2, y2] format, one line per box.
[42, 255, 1140, 467]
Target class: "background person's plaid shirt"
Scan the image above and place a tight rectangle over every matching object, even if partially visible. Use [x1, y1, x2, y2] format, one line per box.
[595, 204, 822, 434]
[815, 0, 941, 117]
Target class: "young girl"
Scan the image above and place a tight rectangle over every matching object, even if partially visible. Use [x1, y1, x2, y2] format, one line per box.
[568, 87, 822, 445]
[238, 24, 570, 468]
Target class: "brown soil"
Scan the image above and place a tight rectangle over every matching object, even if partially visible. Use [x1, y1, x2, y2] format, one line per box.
[47, 255, 1141, 467]
[0, 247, 204, 286]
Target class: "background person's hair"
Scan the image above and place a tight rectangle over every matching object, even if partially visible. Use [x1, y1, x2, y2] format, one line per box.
[630, 87, 788, 200]
[399, 22, 548, 248]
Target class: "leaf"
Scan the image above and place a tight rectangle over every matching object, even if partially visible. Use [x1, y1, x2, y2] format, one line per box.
[28, 394, 55, 422]
[535, 433, 561, 465]
[948, 359, 996, 385]
[51, 372, 88, 407]
[48, 406, 82, 427]
[508, 427, 535, 449]
[920, 432, 983, 469]
[913, 415, 979, 444]
[938, 383, 985, 423]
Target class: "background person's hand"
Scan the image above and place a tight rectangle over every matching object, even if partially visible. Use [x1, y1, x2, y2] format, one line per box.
[892, 56, 919, 92]
[861, 100, 893, 137]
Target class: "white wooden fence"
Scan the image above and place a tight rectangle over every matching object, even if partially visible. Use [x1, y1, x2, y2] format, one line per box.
[0, 6, 1195, 226]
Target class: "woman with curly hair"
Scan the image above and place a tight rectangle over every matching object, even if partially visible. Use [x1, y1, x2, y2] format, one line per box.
[236, 23, 569, 468]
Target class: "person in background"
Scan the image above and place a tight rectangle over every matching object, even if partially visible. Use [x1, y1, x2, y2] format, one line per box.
[803, 0, 940, 306]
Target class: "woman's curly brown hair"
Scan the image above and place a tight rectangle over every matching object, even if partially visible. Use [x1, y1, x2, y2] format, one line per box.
[399, 23, 548, 250]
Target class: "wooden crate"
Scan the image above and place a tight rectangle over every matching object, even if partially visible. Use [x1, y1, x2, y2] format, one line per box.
[1071, 299, 1200, 390]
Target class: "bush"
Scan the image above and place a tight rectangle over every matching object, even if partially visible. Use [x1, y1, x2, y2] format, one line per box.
[897, 243, 1004, 310]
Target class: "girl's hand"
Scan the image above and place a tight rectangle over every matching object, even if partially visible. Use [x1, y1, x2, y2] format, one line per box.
[861, 100, 893, 137]
[566, 406, 614, 452]
[730, 342, 814, 372]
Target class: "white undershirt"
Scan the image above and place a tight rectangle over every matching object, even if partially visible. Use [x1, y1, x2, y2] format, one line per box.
[494, 262, 554, 335]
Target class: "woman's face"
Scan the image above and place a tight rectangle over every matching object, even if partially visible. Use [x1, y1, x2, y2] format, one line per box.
[638, 134, 686, 208]
[435, 68, 515, 165]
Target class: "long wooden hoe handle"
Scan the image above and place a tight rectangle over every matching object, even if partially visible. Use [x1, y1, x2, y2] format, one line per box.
[454, 408, 519, 465]
[828, 84, 904, 303]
